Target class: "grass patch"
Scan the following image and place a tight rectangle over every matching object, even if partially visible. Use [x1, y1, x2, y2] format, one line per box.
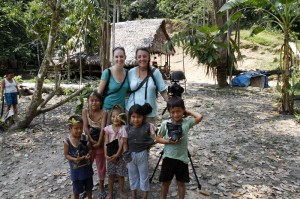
[240, 29, 283, 48]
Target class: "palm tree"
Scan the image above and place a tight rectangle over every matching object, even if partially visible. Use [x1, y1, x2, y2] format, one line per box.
[212, 0, 230, 87]
[169, 0, 239, 88]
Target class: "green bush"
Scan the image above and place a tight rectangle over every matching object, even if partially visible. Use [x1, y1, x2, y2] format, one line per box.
[14, 75, 23, 83]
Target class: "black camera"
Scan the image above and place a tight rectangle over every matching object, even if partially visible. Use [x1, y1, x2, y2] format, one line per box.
[106, 139, 119, 157]
[167, 122, 183, 141]
[89, 126, 100, 141]
[78, 140, 89, 157]
[168, 71, 185, 97]
[168, 82, 184, 97]
[142, 103, 153, 115]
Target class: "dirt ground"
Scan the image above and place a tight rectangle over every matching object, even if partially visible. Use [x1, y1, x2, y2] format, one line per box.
[0, 46, 299, 199]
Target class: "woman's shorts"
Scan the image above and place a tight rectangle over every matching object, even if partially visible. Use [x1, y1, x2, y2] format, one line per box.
[4, 92, 18, 106]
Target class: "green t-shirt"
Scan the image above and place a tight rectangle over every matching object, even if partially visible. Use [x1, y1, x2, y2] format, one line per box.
[101, 68, 129, 110]
[159, 117, 196, 164]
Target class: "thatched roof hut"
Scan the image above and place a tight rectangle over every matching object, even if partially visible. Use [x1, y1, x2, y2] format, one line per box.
[112, 19, 175, 66]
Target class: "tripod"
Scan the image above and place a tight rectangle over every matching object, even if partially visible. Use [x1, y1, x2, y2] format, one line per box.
[149, 150, 201, 190]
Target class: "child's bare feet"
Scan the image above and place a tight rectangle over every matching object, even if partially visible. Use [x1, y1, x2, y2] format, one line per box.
[105, 193, 113, 199]
[120, 192, 127, 199]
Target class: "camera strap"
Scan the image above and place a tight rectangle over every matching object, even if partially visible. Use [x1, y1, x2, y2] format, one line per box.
[131, 67, 156, 104]
[130, 67, 156, 93]
[104, 69, 128, 97]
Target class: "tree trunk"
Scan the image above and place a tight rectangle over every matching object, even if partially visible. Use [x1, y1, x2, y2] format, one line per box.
[117, 0, 120, 22]
[11, 0, 62, 130]
[79, 47, 82, 86]
[100, 0, 111, 71]
[212, 0, 228, 87]
[67, 49, 70, 83]
[281, 31, 293, 114]
[217, 64, 228, 88]
[112, 0, 116, 50]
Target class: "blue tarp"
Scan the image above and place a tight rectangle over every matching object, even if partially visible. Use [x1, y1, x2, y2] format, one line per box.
[232, 72, 269, 88]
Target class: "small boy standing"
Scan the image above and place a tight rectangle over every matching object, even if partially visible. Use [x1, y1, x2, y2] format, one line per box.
[155, 96, 203, 199]
[63, 115, 94, 199]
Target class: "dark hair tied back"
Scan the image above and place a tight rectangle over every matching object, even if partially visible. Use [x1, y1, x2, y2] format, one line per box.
[113, 46, 126, 55]
[135, 47, 151, 70]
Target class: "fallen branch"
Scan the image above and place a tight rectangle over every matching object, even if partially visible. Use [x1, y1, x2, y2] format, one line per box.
[37, 85, 90, 115]
[40, 60, 61, 107]
[19, 83, 85, 94]
[37, 84, 89, 114]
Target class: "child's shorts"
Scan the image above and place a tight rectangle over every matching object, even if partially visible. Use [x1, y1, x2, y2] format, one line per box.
[72, 176, 93, 194]
[4, 92, 18, 106]
[159, 157, 190, 183]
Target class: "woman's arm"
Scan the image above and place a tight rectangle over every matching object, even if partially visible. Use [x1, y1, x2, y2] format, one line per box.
[97, 69, 110, 95]
[97, 79, 107, 95]
[160, 90, 169, 102]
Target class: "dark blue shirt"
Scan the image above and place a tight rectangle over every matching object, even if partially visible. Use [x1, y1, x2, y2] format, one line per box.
[65, 134, 94, 181]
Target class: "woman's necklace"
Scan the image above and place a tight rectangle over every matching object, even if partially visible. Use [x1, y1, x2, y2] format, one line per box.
[138, 67, 148, 79]
[113, 65, 124, 82]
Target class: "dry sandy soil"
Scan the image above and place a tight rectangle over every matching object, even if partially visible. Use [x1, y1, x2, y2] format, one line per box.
[0, 46, 299, 199]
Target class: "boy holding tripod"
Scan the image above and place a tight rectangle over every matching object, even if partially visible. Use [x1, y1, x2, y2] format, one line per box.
[155, 96, 203, 199]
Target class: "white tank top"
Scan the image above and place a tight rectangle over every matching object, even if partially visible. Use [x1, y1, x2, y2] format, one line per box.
[4, 78, 18, 93]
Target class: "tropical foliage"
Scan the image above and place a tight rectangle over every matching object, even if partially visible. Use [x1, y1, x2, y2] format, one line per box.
[220, 0, 300, 113]
[0, 1, 34, 69]
[158, 0, 210, 22]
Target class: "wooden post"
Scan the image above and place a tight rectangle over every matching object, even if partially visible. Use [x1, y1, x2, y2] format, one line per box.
[182, 49, 187, 93]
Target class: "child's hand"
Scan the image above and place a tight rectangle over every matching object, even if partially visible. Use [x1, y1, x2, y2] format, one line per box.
[184, 110, 190, 117]
[84, 154, 90, 159]
[106, 155, 118, 162]
[105, 155, 112, 161]
[76, 155, 85, 161]
[92, 143, 99, 148]
[90, 139, 97, 145]
[168, 137, 182, 144]
[110, 154, 119, 161]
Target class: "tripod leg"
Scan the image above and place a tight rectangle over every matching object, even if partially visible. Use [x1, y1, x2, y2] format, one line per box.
[188, 151, 201, 190]
[161, 107, 167, 115]
[149, 150, 164, 183]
